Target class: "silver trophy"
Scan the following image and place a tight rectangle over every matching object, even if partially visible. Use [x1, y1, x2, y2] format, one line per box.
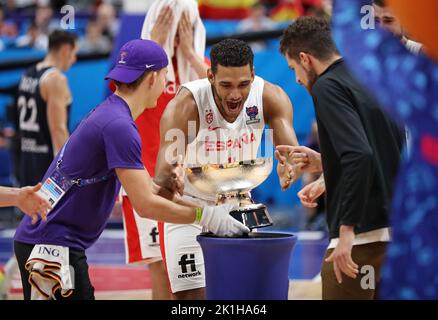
[185, 157, 274, 230]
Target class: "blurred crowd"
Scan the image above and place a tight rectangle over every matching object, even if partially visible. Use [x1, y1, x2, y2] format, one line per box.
[0, 0, 330, 53]
[0, 0, 120, 53]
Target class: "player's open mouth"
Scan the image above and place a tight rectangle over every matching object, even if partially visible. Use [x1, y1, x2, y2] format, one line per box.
[226, 101, 241, 113]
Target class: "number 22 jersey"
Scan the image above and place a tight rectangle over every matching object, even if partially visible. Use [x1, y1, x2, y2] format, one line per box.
[17, 66, 70, 186]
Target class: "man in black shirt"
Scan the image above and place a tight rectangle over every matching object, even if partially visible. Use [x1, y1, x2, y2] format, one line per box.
[278, 17, 404, 299]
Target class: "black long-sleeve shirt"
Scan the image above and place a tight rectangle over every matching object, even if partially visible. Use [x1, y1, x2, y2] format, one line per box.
[311, 58, 405, 239]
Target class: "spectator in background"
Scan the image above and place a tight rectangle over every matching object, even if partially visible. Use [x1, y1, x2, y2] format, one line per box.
[15, 21, 48, 50]
[96, 2, 119, 43]
[237, 2, 277, 51]
[14, 4, 61, 50]
[0, 5, 17, 37]
[372, 0, 423, 158]
[34, 5, 55, 36]
[79, 19, 111, 54]
[372, 0, 423, 55]
[237, 2, 277, 33]
[2, 0, 35, 13]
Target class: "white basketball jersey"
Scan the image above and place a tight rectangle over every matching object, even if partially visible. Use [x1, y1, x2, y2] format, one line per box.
[182, 76, 265, 200]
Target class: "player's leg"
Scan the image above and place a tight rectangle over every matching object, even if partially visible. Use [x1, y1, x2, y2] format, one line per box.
[122, 195, 171, 299]
[162, 222, 205, 300]
[148, 260, 171, 300]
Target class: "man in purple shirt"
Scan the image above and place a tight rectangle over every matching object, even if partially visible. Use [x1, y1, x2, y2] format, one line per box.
[13, 39, 249, 300]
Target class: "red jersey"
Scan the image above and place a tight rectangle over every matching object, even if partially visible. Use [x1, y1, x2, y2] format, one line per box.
[135, 82, 178, 176]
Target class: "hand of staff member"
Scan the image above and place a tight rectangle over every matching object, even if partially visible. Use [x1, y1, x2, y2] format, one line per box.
[297, 174, 325, 208]
[325, 225, 359, 283]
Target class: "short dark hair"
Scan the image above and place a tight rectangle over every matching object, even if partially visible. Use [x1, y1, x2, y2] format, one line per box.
[373, 0, 386, 7]
[280, 16, 339, 62]
[48, 30, 78, 51]
[210, 39, 254, 73]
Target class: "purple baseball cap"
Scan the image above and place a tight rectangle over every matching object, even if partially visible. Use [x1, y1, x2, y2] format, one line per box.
[105, 39, 168, 84]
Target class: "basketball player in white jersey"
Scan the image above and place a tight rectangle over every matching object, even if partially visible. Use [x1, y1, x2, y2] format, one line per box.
[154, 39, 300, 299]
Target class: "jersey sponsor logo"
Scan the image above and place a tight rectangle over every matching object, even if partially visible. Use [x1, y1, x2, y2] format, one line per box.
[21, 137, 49, 154]
[177, 253, 201, 278]
[37, 245, 60, 257]
[164, 81, 179, 95]
[205, 109, 213, 124]
[148, 226, 160, 247]
[246, 105, 261, 124]
[207, 126, 221, 131]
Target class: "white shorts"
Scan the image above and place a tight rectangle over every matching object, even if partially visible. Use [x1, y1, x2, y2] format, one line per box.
[122, 195, 162, 264]
[161, 195, 214, 293]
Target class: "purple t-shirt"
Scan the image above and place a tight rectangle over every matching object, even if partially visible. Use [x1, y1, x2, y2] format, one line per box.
[14, 94, 144, 250]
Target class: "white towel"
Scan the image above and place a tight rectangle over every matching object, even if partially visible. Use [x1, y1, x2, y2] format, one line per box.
[141, 0, 206, 84]
[25, 244, 73, 300]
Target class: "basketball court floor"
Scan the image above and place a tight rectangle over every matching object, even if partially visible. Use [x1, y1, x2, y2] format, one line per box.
[0, 227, 327, 300]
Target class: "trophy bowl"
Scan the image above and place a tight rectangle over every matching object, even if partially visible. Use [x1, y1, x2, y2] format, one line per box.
[185, 158, 274, 229]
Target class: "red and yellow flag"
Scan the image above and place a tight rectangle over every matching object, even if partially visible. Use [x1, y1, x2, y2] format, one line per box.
[198, 0, 257, 19]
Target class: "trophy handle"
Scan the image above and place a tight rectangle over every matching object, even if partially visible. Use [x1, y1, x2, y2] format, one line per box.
[230, 204, 273, 230]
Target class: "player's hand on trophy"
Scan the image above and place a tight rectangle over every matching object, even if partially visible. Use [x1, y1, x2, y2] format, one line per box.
[151, 180, 177, 200]
[199, 204, 250, 237]
[297, 174, 325, 208]
[170, 155, 185, 195]
[155, 154, 185, 195]
[275, 148, 302, 191]
[276, 145, 322, 174]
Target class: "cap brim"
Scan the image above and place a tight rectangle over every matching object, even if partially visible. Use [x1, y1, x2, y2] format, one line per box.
[105, 66, 145, 84]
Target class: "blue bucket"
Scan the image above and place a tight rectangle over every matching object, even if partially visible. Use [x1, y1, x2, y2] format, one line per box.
[197, 232, 297, 300]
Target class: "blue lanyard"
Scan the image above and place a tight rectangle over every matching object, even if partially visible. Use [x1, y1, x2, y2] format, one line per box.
[56, 141, 115, 187]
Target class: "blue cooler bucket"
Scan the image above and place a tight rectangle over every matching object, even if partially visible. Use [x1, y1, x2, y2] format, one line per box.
[197, 232, 297, 300]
